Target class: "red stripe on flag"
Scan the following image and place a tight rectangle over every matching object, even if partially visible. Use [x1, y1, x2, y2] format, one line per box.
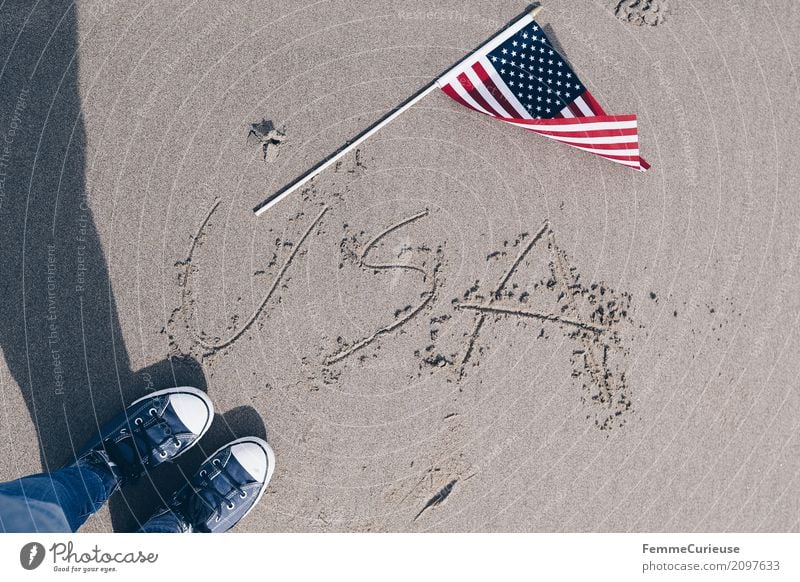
[542, 138, 639, 151]
[529, 127, 638, 139]
[580, 91, 606, 116]
[567, 102, 583, 117]
[576, 151, 641, 163]
[504, 114, 637, 126]
[440, 83, 482, 114]
[456, 72, 501, 116]
[471, 61, 525, 118]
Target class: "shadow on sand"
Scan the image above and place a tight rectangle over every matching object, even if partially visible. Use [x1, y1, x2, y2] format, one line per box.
[0, 1, 264, 531]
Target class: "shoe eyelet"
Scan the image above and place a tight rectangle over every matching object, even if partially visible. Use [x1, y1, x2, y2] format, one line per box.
[174, 440, 181, 448]
[226, 502, 235, 510]
[158, 450, 168, 458]
[199, 470, 207, 478]
[239, 491, 247, 499]
[148, 407, 158, 416]
[134, 418, 144, 426]
[212, 459, 222, 468]
[214, 516, 221, 522]
[120, 428, 128, 434]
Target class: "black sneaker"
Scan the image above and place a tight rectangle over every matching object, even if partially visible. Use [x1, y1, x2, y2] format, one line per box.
[155, 437, 275, 532]
[76, 386, 214, 492]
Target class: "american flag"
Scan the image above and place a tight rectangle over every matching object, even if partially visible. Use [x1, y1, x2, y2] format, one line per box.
[436, 14, 649, 172]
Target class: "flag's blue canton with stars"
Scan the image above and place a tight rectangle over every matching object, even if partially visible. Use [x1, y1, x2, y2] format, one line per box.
[487, 22, 583, 119]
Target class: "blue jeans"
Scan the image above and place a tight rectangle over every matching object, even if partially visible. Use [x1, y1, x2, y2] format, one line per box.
[0, 462, 185, 533]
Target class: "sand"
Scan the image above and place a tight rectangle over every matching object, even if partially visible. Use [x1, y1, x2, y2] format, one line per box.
[0, 0, 798, 532]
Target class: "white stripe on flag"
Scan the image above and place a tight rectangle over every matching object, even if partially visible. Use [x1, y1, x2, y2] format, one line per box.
[529, 132, 639, 145]
[478, 57, 533, 119]
[559, 106, 575, 118]
[447, 81, 495, 116]
[570, 145, 639, 157]
[505, 119, 638, 132]
[573, 96, 594, 117]
[462, 66, 513, 117]
[503, 120, 638, 139]
[600, 157, 641, 168]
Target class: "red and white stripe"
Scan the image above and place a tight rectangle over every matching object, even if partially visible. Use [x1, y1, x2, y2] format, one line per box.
[436, 35, 649, 171]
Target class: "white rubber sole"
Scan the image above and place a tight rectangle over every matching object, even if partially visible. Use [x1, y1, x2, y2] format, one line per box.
[130, 386, 214, 458]
[202, 436, 275, 527]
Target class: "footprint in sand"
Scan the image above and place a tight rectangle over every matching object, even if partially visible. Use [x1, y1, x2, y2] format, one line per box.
[612, 0, 669, 27]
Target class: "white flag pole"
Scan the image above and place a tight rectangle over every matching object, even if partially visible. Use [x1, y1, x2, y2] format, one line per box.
[254, 3, 543, 217]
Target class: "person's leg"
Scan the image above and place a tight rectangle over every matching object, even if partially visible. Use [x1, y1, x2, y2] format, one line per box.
[0, 386, 214, 533]
[0, 453, 116, 533]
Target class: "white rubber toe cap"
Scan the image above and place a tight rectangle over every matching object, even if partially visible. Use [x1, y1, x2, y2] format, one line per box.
[231, 442, 270, 482]
[169, 392, 212, 435]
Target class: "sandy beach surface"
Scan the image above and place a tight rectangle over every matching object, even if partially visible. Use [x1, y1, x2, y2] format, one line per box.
[1, 0, 798, 532]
